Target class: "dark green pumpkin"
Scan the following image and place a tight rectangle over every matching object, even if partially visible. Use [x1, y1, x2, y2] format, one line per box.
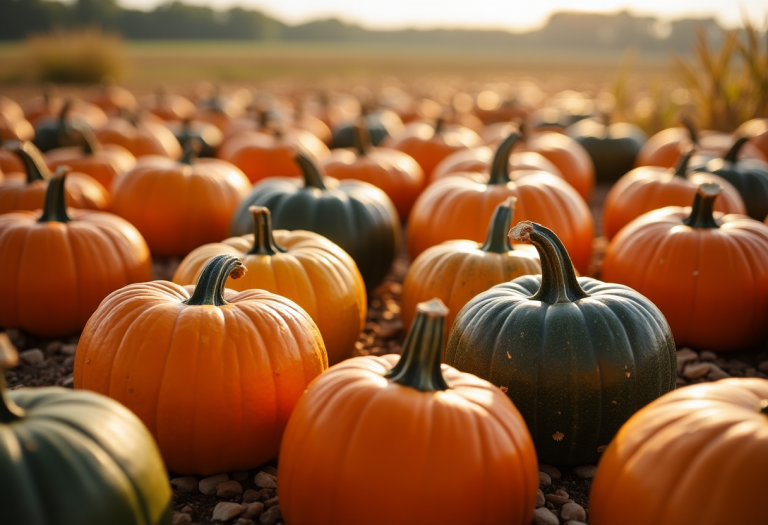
[690, 136, 768, 220]
[0, 337, 172, 525]
[230, 150, 401, 289]
[445, 221, 675, 466]
[565, 117, 647, 183]
[32, 100, 89, 153]
[167, 119, 222, 158]
[331, 112, 393, 149]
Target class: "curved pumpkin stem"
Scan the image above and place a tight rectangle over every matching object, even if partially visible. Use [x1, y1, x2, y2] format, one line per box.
[184, 254, 246, 307]
[681, 116, 699, 145]
[488, 133, 521, 185]
[0, 334, 25, 424]
[80, 128, 102, 156]
[58, 99, 73, 129]
[433, 116, 444, 136]
[179, 139, 201, 165]
[295, 150, 327, 190]
[480, 197, 516, 253]
[509, 221, 588, 304]
[672, 146, 694, 178]
[352, 117, 372, 157]
[760, 400, 768, 416]
[13, 141, 52, 183]
[38, 169, 72, 223]
[386, 299, 450, 392]
[723, 136, 750, 163]
[683, 183, 721, 229]
[247, 206, 285, 256]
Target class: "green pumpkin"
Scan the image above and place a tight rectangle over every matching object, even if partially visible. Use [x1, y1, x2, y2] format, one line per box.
[0, 336, 172, 525]
[32, 99, 89, 153]
[230, 150, 401, 290]
[566, 117, 647, 183]
[445, 221, 676, 466]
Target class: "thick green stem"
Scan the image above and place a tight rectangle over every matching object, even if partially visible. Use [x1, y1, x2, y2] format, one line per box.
[179, 139, 201, 165]
[682, 183, 721, 229]
[672, 147, 693, 178]
[488, 132, 521, 185]
[352, 117, 372, 156]
[246, 206, 285, 256]
[724, 136, 750, 163]
[295, 150, 327, 189]
[0, 334, 24, 424]
[13, 142, 52, 183]
[184, 255, 246, 306]
[38, 171, 71, 223]
[386, 299, 450, 392]
[480, 197, 516, 253]
[681, 116, 699, 145]
[509, 221, 588, 304]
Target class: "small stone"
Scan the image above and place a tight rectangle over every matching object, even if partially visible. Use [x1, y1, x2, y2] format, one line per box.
[170, 476, 198, 493]
[243, 490, 261, 503]
[264, 496, 279, 509]
[676, 348, 698, 372]
[724, 360, 749, 372]
[20, 349, 44, 365]
[536, 489, 545, 507]
[61, 343, 78, 356]
[554, 489, 569, 499]
[44, 341, 62, 355]
[758, 361, 768, 373]
[572, 464, 597, 479]
[181, 506, 193, 513]
[707, 364, 730, 381]
[699, 350, 717, 361]
[231, 470, 250, 481]
[560, 502, 587, 522]
[260, 466, 278, 476]
[683, 362, 711, 380]
[532, 507, 559, 525]
[172, 512, 192, 525]
[254, 471, 277, 489]
[242, 502, 265, 520]
[217, 480, 243, 498]
[259, 505, 282, 525]
[199, 473, 229, 495]
[64, 356, 76, 367]
[212, 502, 245, 522]
[538, 471, 551, 487]
[235, 520, 256, 525]
[61, 376, 73, 388]
[544, 494, 570, 507]
[538, 464, 561, 479]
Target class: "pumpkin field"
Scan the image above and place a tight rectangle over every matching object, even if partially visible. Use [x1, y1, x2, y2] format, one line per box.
[1, 18, 768, 525]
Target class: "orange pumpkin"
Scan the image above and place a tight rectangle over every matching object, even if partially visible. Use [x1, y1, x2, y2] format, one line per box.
[194, 89, 246, 132]
[85, 83, 138, 115]
[0, 142, 108, 213]
[603, 183, 768, 351]
[590, 378, 768, 525]
[0, 173, 151, 337]
[602, 148, 746, 239]
[95, 114, 182, 158]
[407, 133, 594, 274]
[0, 96, 24, 122]
[402, 198, 540, 344]
[140, 88, 196, 122]
[0, 146, 25, 174]
[23, 94, 108, 129]
[431, 147, 562, 183]
[0, 100, 34, 142]
[75, 254, 328, 475]
[737, 118, 768, 159]
[173, 206, 366, 365]
[110, 144, 251, 256]
[278, 299, 538, 525]
[322, 120, 424, 222]
[382, 117, 482, 178]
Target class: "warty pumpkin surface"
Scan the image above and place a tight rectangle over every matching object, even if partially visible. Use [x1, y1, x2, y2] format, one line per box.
[74, 255, 328, 475]
[446, 221, 676, 466]
[278, 299, 539, 525]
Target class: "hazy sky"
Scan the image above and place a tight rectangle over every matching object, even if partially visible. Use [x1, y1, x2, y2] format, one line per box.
[115, 0, 766, 31]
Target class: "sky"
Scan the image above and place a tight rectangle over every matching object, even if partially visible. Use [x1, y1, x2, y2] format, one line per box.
[114, 0, 766, 32]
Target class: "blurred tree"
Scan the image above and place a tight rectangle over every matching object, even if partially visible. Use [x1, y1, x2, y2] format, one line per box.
[74, 0, 119, 27]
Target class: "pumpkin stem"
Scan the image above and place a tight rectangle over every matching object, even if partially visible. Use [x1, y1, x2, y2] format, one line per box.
[433, 116, 444, 136]
[13, 141, 52, 183]
[480, 197, 516, 253]
[0, 334, 25, 424]
[723, 136, 750, 163]
[759, 400, 768, 416]
[488, 133, 521, 185]
[509, 221, 588, 304]
[246, 206, 285, 256]
[672, 146, 694, 178]
[386, 299, 451, 392]
[58, 99, 73, 128]
[183, 254, 246, 307]
[681, 116, 699, 145]
[257, 108, 270, 130]
[38, 170, 72, 223]
[352, 117, 372, 156]
[79, 128, 102, 156]
[179, 139, 201, 165]
[295, 150, 327, 190]
[682, 183, 721, 229]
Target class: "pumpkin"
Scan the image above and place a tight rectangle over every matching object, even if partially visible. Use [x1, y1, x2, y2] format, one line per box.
[330, 109, 405, 148]
[218, 128, 331, 184]
[603, 183, 768, 351]
[230, 151, 401, 289]
[110, 143, 251, 256]
[278, 298, 539, 525]
[690, 136, 768, 220]
[402, 198, 540, 345]
[0, 336, 172, 525]
[173, 206, 366, 365]
[431, 146, 562, 184]
[737, 118, 768, 159]
[32, 100, 91, 153]
[602, 147, 746, 239]
[482, 124, 595, 200]
[74, 254, 328, 475]
[0, 173, 152, 337]
[194, 88, 245, 132]
[322, 119, 424, 222]
[86, 83, 138, 115]
[445, 221, 676, 465]
[565, 117, 647, 183]
[94, 114, 182, 159]
[140, 87, 196, 122]
[473, 91, 533, 124]
[382, 116, 482, 178]
[23, 90, 108, 129]
[0, 144, 25, 174]
[0, 96, 24, 122]
[45, 130, 136, 193]
[220, 107, 272, 143]
[589, 378, 768, 525]
[407, 132, 594, 274]
[0, 142, 109, 213]
[165, 118, 223, 158]
[0, 98, 34, 142]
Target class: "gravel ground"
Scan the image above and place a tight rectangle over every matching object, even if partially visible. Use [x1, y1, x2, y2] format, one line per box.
[3, 183, 768, 524]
